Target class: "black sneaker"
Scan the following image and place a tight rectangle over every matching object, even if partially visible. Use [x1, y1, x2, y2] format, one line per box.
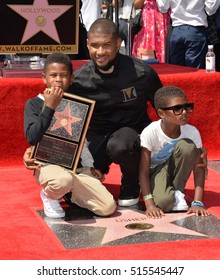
[63, 192, 74, 205]
[118, 181, 140, 207]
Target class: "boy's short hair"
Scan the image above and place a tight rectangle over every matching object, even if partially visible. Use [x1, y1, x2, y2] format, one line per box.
[43, 53, 73, 74]
[154, 86, 186, 110]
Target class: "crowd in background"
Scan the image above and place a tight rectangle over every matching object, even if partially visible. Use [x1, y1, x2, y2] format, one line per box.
[95, 0, 220, 70]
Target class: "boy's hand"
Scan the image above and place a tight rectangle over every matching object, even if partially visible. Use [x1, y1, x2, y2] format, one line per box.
[23, 147, 41, 170]
[145, 205, 165, 219]
[91, 167, 105, 182]
[44, 87, 64, 110]
[187, 206, 210, 216]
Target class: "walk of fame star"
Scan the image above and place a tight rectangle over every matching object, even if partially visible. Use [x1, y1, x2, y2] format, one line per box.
[50, 103, 82, 137]
[7, 0, 73, 44]
[66, 210, 206, 245]
[38, 207, 220, 249]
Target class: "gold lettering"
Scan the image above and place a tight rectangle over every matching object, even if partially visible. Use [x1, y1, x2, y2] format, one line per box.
[20, 8, 61, 13]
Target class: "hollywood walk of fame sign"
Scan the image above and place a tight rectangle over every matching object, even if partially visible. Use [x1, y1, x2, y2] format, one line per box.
[0, 0, 79, 54]
[31, 93, 95, 173]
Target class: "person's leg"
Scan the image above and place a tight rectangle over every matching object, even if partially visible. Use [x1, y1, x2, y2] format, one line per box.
[169, 26, 186, 66]
[71, 167, 116, 216]
[168, 138, 198, 192]
[214, 42, 220, 72]
[35, 164, 74, 199]
[86, 131, 112, 175]
[35, 164, 73, 218]
[150, 139, 198, 212]
[184, 26, 207, 69]
[169, 138, 198, 211]
[150, 164, 175, 212]
[118, 18, 130, 55]
[118, 18, 127, 43]
[35, 164, 116, 217]
[165, 22, 172, 63]
[106, 127, 141, 206]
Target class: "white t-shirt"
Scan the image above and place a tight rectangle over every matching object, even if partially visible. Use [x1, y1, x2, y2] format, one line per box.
[156, 0, 220, 27]
[112, 0, 138, 20]
[140, 119, 202, 169]
[118, 0, 134, 19]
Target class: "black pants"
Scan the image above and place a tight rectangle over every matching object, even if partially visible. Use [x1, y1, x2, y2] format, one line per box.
[87, 127, 140, 195]
[118, 18, 130, 55]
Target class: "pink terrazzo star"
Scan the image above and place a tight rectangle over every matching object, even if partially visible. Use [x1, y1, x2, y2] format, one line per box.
[50, 103, 81, 136]
[7, 0, 73, 44]
[49, 209, 207, 245]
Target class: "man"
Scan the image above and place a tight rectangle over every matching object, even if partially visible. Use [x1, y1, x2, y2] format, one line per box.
[69, 18, 162, 206]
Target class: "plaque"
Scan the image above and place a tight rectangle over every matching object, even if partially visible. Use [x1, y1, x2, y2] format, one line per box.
[125, 223, 154, 230]
[31, 93, 95, 173]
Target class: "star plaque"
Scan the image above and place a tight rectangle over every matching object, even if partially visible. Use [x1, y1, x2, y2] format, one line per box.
[0, 0, 79, 54]
[31, 93, 95, 172]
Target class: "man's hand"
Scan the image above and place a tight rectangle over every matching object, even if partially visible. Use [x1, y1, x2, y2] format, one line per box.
[23, 146, 41, 170]
[91, 167, 105, 182]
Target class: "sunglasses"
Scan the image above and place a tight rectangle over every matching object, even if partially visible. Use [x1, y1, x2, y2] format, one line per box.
[160, 103, 194, 116]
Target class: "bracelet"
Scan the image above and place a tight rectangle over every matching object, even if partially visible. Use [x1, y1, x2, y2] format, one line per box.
[143, 194, 154, 201]
[191, 200, 204, 208]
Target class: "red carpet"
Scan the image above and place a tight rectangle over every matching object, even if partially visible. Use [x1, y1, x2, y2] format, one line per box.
[0, 163, 220, 260]
[1, 63, 220, 165]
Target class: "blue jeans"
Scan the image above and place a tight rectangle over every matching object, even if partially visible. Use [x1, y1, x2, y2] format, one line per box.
[169, 25, 207, 69]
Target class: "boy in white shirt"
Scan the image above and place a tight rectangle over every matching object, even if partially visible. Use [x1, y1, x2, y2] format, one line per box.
[139, 86, 210, 218]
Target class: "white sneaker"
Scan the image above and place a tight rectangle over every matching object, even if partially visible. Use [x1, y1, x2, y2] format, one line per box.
[118, 196, 140, 207]
[40, 190, 65, 218]
[172, 190, 189, 211]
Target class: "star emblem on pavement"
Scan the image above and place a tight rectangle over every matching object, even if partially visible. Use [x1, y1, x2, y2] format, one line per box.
[45, 209, 207, 245]
[50, 103, 82, 136]
[7, 0, 73, 44]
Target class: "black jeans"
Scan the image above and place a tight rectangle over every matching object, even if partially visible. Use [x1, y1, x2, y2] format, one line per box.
[87, 127, 140, 196]
[118, 18, 130, 55]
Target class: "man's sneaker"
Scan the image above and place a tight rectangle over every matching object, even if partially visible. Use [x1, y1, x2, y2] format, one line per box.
[118, 181, 140, 207]
[118, 196, 140, 207]
[40, 190, 65, 218]
[172, 190, 189, 212]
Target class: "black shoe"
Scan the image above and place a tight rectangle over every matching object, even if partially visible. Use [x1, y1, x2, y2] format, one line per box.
[63, 192, 74, 205]
[118, 180, 140, 207]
